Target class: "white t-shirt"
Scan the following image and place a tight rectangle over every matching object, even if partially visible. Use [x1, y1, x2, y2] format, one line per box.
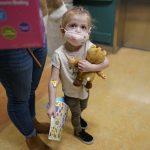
[51, 40, 94, 99]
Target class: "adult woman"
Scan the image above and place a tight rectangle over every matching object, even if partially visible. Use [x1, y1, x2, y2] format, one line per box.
[0, 0, 64, 149]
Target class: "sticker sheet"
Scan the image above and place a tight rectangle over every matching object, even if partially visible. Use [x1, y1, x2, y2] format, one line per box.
[48, 97, 68, 141]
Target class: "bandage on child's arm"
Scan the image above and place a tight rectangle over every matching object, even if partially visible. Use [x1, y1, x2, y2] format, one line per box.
[50, 80, 58, 87]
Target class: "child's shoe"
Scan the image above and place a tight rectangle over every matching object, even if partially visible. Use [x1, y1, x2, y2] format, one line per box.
[74, 129, 93, 144]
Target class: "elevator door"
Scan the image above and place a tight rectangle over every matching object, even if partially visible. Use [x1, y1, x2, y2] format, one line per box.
[123, 0, 150, 50]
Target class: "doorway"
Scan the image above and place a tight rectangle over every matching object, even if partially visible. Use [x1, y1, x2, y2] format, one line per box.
[122, 0, 150, 50]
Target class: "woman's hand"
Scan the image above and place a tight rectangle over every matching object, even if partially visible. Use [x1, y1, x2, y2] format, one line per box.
[47, 0, 64, 14]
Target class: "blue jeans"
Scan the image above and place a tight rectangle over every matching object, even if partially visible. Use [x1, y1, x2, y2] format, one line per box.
[0, 45, 47, 137]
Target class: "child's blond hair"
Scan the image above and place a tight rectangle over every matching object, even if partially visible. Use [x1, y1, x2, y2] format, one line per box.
[61, 6, 92, 29]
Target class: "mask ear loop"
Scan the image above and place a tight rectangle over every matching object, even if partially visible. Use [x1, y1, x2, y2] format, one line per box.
[88, 27, 92, 34]
[60, 25, 66, 33]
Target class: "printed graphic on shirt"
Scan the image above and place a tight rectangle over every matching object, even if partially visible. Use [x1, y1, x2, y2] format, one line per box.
[68, 56, 80, 78]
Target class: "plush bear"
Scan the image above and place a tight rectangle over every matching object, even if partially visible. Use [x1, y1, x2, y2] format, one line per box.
[69, 45, 107, 89]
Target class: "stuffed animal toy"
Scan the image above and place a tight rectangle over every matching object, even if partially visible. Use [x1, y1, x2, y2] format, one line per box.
[69, 45, 107, 89]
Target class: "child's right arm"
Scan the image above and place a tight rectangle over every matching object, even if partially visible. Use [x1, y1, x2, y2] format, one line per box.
[78, 57, 109, 72]
[47, 65, 60, 118]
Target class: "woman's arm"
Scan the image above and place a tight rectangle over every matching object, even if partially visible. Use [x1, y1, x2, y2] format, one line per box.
[78, 57, 109, 72]
[47, 0, 64, 14]
[47, 65, 60, 118]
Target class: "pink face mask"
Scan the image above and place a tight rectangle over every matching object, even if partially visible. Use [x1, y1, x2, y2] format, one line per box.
[64, 29, 90, 46]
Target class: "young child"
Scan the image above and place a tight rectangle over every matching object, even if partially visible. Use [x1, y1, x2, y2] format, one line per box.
[47, 6, 109, 144]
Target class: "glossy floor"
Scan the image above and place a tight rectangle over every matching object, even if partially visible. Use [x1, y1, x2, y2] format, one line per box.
[0, 47, 150, 150]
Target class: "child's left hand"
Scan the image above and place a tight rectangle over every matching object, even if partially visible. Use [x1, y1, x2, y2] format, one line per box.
[78, 60, 93, 72]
